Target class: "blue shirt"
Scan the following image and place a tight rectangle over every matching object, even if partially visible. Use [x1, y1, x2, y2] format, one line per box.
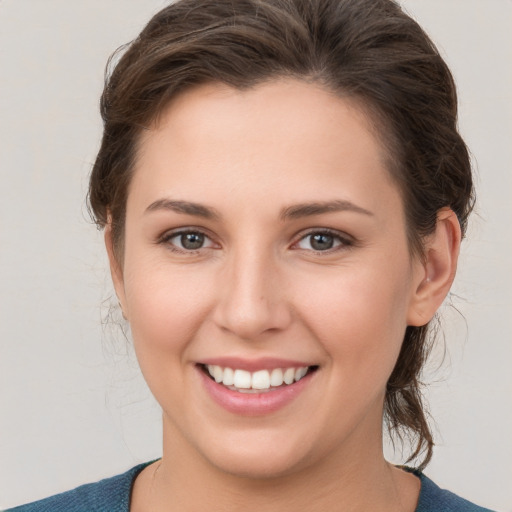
[4, 463, 496, 512]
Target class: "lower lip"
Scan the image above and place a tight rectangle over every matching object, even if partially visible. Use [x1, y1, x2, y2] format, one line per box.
[198, 367, 315, 416]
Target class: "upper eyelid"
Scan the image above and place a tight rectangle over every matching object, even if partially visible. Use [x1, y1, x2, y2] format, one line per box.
[159, 226, 214, 241]
[158, 229, 218, 254]
[291, 228, 355, 252]
[294, 227, 353, 242]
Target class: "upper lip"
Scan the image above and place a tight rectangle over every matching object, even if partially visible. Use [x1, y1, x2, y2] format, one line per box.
[198, 357, 315, 372]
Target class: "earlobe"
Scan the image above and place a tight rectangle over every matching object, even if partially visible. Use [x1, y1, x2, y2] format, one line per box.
[407, 208, 462, 326]
[104, 222, 128, 320]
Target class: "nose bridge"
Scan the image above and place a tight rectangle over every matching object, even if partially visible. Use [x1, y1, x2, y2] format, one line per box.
[214, 240, 290, 339]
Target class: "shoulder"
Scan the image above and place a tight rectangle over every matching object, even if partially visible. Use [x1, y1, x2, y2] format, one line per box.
[417, 473, 496, 512]
[3, 463, 151, 512]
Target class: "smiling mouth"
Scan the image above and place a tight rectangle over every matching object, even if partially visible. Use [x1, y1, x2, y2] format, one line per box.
[200, 364, 319, 393]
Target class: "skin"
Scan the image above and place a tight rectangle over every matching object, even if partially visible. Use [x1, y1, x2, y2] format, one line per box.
[106, 80, 460, 511]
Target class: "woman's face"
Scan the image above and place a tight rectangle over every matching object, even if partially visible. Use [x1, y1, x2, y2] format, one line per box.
[112, 80, 427, 478]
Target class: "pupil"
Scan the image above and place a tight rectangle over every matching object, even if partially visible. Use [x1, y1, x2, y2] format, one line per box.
[181, 232, 204, 250]
[311, 233, 333, 250]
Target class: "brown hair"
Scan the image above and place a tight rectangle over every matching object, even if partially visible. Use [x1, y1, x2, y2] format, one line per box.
[89, 0, 473, 470]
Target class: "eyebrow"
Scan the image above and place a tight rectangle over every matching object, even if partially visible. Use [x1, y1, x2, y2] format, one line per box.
[145, 199, 220, 220]
[144, 198, 373, 221]
[279, 200, 374, 220]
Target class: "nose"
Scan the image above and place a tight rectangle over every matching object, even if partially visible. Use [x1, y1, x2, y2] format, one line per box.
[213, 247, 292, 340]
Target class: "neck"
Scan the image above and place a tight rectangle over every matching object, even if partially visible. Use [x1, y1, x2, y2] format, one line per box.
[133, 415, 420, 512]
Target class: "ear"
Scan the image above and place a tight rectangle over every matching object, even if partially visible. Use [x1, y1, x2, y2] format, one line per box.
[407, 208, 462, 326]
[104, 222, 128, 320]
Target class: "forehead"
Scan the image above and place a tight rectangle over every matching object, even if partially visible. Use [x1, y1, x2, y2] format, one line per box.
[130, 79, 401, 220]
[144, 80, 387, 158]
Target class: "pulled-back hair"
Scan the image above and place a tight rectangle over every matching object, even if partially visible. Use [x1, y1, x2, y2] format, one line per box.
[89, 0, 473, 470]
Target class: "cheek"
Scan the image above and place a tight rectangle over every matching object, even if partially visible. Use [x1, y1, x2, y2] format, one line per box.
[122, 256, 215, 361]
[295, 261, 411, 377]
[120, 259, 219, 415]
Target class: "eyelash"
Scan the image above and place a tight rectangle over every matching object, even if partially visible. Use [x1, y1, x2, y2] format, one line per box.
[158, 229, 217, 254]
[158, 228, 354, 254]
[292, 228, 354, 254]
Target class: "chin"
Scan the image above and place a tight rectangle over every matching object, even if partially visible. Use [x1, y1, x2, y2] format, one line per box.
[210, 449, 309, 480]
[194, 428, 318, 480]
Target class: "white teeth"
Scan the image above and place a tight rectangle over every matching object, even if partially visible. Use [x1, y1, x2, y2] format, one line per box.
[223, 367, 234, 386]
[295, 367, 308, 381]
[205, 364, 310, 391]
[251, 370, 270, 390]
[233, 369, 252, 389]
[283, 367, 295, 385]
[270, 368, 284, 387]
[213, 365, 223, 383]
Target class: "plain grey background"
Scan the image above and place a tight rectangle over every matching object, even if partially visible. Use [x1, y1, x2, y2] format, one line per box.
[0, 1, 511, 510]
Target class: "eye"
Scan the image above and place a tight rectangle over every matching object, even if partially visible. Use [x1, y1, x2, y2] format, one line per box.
[294, 230, 352, 252]
[162, 230, 216, 252]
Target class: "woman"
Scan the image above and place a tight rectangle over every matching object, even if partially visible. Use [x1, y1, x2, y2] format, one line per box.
[5, 0, 497, 510]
